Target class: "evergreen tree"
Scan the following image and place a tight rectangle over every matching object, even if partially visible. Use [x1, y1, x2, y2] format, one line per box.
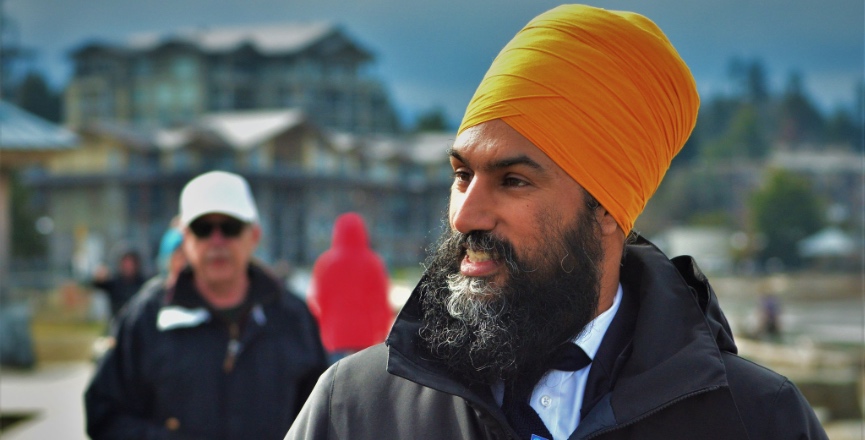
[9, 172, 47, 259]
[701, 103, 769, 160]
[692, 96, 739, 142]
[728, 58, 769, 104]
[14, 71, 62, 123]
[670, 129, 700, 168]
[776, 71, 825, 145]
[825, 106, 861, 150]
[413, 107, 451, 132]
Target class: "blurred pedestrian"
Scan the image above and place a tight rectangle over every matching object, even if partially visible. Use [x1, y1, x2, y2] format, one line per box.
[90, 250, 146, 320]
[85, 170, 328, 440]
[92, 226, 188, 361]
[270, 258, 295, 288]
[154, 219, 186, 288]
[288, 5, 826, 439]
[307, 212, 393, 364]
[759, 291, 782, 341]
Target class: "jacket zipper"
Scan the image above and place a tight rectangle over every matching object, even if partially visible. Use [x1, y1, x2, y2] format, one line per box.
[223, 323, 240, 373]
[583, 386, 720, 439]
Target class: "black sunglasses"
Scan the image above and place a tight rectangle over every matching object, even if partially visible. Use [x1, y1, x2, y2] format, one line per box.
[189, 217, 247, 238]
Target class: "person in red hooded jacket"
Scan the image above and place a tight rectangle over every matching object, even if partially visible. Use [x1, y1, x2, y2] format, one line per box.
[307, 212, 393, 363]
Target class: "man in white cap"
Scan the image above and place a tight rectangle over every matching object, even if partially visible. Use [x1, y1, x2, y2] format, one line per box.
[86, 171, 328, 440]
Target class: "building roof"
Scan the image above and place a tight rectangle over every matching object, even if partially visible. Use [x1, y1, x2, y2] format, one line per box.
[0, 100, 78, 150]
[129, 22, 336, 55]
[77, 120, 155, 150]
[71, 22, 368, 59]
[73, 22, 373, 63]
[152, 109, 309, 151]
[360, 132, 454, 165]
[408, 132, 456, 165]
[770, 150, 864, 174]
[198, 109, 307, 149]
[798, 227, 858, 258]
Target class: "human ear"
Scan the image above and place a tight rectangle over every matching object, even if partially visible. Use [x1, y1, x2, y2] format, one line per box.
[250, 225, 263, 245]
[594, 205, 621, 237]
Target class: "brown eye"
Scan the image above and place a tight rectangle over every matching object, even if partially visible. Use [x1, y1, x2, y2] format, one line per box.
[503, 176, 528, 187]
[452, 170, 472, 183]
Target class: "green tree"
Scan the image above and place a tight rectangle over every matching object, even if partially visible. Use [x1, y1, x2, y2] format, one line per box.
[639, 165, 738, 235]
[728, 103, 769, 158]
[825, 107, 861, 149]
[14, 71, 62, 123]
[701, 103, 769, 160]
[413, 107, 450, 132]
[696, 96, 739, 139]
[670, 129, 700, 168]
[776, 71, 824, 144]
[9, 172, 47, 259]
[728, 58, 769, 104]
[749, 169, 823, 269]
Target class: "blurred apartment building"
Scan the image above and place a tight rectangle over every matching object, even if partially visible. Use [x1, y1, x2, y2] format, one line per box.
[22, 23, 453, 277]
[64, 22, 399, 134]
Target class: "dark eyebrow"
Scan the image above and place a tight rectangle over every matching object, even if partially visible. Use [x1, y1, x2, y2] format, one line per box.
[448, 148, 544, 172]
[447, 148, 463, 163]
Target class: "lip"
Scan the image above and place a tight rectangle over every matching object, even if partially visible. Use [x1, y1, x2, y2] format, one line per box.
[459, 250, 501, 277]
[204, 254, 232, 266]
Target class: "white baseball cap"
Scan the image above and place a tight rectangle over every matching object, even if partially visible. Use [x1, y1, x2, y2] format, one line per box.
[179, 171, 259, 226]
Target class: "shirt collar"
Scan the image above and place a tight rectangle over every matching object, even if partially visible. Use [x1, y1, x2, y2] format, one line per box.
[574, 283, 623, 361]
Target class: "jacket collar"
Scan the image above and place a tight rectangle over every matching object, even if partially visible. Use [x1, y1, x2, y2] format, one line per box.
[386, 236, 738, 429]
[608, 237, 731, 421]
[157, 264, 281, 331]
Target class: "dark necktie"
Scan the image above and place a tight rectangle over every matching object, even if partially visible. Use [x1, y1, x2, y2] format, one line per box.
[502, 343, 592, 440]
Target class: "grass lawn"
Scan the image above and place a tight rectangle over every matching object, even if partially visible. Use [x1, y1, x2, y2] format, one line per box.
[31, 320, 105, 364]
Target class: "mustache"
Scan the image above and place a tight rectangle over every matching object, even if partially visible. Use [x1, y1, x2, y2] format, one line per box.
[435, 230, 521, 274]
[204, 248, 232, 261]
[420, 207, 604, 384]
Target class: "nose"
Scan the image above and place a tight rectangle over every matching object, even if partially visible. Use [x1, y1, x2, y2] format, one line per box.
[206, 227, 229, 244]
[449, 179, 496, 234]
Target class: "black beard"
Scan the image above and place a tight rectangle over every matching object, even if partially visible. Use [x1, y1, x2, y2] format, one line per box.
[419, 207, 603, 385]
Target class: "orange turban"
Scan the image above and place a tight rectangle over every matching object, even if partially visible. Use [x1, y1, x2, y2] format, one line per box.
[457, 4, 699, 233]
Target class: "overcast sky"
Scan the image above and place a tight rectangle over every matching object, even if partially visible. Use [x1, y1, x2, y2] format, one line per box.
[5, 0, 863, 128]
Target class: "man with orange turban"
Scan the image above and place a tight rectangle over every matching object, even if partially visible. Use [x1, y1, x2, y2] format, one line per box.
[287, 5, 827, 439]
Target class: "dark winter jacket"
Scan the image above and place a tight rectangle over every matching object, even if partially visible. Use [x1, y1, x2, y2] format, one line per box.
[93, 273, 146, 318]
[287, 238, 827, 440]
[86, 264, 329, 440]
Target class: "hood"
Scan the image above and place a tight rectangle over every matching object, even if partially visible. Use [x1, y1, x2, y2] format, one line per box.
[669, 253, 737, 355]
[608, 236, 735, 423]
[331, 212, 370, 251]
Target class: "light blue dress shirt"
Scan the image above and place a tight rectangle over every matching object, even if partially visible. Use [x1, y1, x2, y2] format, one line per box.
[494, 284, 623, 440]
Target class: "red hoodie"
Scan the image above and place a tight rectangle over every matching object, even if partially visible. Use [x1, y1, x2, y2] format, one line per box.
[307, 212, 393, 352]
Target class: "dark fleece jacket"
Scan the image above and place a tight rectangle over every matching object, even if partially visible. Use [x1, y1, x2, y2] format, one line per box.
[287, 237, 827, 440]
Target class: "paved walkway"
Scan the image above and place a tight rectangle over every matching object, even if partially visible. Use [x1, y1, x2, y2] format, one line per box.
[0, 362, 94, 440]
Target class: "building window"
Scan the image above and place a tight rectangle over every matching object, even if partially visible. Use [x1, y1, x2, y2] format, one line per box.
[134, 58, 152, 77]
[156, 84, 172, 107]
[107, 150, 122, 171]
[173, 150, 190, 170]
[173, 56, 197, 79]
[234, 87, 255, 109]
[201, 150, 235, 170]
[178, 84, 198, 109]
